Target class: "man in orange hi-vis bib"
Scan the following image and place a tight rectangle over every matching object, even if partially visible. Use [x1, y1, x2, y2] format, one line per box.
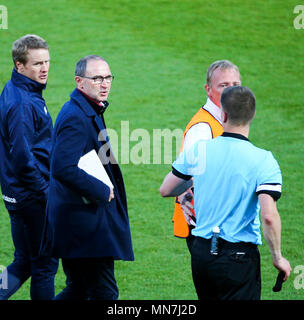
[172, 60, 241, 251]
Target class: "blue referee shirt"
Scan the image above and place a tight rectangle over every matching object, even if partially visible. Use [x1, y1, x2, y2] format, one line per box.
[172, 132, 282, 245]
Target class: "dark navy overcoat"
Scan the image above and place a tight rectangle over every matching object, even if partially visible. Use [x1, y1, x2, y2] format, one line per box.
[47, 89, 134, 261]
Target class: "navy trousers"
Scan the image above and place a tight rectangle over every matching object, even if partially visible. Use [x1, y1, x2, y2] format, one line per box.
[0, 201, 58, 300]
[54, 258, 118, 300]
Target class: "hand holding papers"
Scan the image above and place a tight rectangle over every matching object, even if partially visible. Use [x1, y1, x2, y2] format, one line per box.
[78, 149, 114, 188]
[78, 149, 114, 203]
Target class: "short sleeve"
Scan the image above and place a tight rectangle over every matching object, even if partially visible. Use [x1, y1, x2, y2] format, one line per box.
[171, 166, 192, 180]
[256, 151, 282, 201]
[172, 140, 207, 177]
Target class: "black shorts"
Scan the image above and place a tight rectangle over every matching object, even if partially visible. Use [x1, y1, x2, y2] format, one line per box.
[191, 236, 261, 300]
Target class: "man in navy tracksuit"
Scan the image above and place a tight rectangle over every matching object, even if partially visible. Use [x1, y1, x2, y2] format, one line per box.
[0, 35, 58, 300]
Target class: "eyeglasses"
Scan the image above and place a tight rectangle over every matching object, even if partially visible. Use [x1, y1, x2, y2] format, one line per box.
[81, 75, 114, 84]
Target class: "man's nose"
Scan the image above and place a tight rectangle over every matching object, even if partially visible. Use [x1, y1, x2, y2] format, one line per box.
[100, 80, 109, 87]
[41, 62, 49, 72]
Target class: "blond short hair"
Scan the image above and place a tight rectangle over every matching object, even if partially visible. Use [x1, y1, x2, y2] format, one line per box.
[12, 34, 48, 68]
[206, 60, 240, 87]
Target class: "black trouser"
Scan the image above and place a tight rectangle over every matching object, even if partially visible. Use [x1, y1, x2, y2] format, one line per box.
[186, 225, 196, 253]
[191, 236, 261, 300]
[54, 258, 118, 300]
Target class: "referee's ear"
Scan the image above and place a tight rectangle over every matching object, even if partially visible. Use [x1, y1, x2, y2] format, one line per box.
[221, 109, 228, 123]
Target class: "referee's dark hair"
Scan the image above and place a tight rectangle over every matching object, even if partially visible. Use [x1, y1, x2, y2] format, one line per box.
[221, 86, 256, 126]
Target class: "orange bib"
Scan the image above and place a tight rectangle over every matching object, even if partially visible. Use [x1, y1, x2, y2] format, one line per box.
[172, 107, 223, 238]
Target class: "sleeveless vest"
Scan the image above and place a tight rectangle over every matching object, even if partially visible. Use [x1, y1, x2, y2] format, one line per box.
[172, 106, 223, 238]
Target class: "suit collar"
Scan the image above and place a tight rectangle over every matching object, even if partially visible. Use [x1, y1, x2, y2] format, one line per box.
[70, 89, 109, 118]
[70, 88, 97, 117]
[77, 89, 109, 116]
[70, 89, 109, 138]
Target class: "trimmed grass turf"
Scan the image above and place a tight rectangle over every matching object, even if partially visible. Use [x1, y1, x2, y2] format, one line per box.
[0, 0, 303, 300]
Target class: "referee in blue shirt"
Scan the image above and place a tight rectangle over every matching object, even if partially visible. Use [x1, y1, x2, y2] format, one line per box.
[160, 86, 291, 300]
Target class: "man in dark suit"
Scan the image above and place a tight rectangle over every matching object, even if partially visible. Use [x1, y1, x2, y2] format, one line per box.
[48, 55, 134, 300]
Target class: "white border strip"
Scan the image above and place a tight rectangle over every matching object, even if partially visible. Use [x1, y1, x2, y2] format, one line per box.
[256, 184, 282, 193]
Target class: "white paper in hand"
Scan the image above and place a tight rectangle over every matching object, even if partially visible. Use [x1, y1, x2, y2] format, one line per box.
[78, 149, 114, 189]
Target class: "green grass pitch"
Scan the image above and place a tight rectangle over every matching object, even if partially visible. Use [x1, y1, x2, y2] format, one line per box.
[0, 0, 303, 300]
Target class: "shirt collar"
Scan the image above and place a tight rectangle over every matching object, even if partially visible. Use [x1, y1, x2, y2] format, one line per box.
[222, 132, 249, 141]
[77, 89, 109, 116]
[203, 98, 222, 124]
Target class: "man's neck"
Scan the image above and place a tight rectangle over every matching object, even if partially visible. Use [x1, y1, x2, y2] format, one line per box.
[77, 89, 104, 107]
[208, 97, 220, 109]
[204, 98, 222, 124]
[223, 123, 250, 138]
